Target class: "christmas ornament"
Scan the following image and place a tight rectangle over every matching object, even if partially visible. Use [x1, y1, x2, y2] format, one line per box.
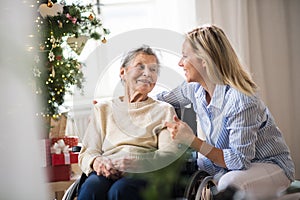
[33, 66, 41, 77]
[88, 14, 94, 21]
[47, 0, 54, 7]
[39, 3, 63, 18]
[58, 20, 63, 28]
[66, 13, 77, 24]
[40, 44, 45, 51]
[66, 36, 89, 55]
[48, 51, 55, 61]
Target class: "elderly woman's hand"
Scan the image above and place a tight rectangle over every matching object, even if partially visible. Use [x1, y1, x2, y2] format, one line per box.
[112, 157, 137, 172]
[93, 156, 123, 180]
[164, 115, 196, 146]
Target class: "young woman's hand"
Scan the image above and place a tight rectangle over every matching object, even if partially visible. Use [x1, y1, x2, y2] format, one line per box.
[164, 115, 196, 146]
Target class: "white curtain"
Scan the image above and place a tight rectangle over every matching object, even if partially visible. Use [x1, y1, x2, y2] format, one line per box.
[195, 0, 300, 179]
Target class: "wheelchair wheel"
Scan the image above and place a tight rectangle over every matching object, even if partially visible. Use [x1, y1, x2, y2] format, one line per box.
[194, 175, 217, 200]
[184, 170, 211, 200]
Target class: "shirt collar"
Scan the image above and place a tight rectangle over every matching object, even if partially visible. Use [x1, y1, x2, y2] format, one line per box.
[208, 84, 228, 110]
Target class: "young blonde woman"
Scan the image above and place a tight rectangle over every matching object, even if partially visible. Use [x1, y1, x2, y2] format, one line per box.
[158, 25, 295, 199]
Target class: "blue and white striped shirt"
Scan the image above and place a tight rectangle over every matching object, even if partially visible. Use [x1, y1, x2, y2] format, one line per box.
[157, 82, 295, 181]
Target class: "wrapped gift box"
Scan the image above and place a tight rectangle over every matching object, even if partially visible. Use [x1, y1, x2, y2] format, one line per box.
[45, 165, 71, 182]
[51, 152, 79, 166]
[51, 136, 79, 147]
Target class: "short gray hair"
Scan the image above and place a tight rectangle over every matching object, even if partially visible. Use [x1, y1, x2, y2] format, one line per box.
[120, 45, 160, 71]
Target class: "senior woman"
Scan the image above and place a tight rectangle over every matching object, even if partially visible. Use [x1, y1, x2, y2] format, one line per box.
[158, 25, 295, 199]
[78, 45, 182, 200]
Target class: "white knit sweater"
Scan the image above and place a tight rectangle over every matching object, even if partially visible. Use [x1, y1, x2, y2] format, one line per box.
[79, 97, 184, 175]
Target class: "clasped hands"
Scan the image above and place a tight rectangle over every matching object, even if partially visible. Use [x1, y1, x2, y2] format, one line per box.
[93, 156, 136, 180]
[164, 115, 196, 146]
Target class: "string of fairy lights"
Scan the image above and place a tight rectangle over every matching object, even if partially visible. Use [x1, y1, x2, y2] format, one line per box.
[31, 0, 109, 119]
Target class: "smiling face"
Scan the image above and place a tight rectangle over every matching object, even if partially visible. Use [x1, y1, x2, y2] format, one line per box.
[178, 40, 206, 83]
[120, 52, 159, 101]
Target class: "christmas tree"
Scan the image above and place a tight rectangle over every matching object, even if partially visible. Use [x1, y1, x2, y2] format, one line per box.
[33, 0, 109, 119]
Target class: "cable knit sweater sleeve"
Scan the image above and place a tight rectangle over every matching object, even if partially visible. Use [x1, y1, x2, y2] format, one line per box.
[78, 103, 105, 175]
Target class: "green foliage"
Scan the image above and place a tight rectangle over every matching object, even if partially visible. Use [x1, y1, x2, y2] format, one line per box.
[137, 150, 193, 200]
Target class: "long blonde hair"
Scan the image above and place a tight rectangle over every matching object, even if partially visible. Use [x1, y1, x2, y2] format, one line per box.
[186, 24, 257, 96]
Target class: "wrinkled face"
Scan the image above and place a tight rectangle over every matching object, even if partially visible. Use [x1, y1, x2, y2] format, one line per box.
[120, 53, 159, 96]
[178, 40, 205, 83]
